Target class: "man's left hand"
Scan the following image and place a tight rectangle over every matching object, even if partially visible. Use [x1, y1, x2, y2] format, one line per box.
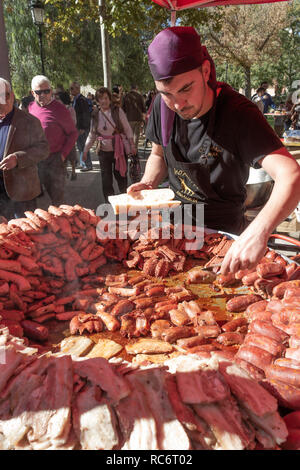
[220, 230, 268, 275]
[0, 154, 17, 171]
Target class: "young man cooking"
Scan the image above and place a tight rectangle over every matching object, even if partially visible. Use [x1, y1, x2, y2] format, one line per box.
[127, 27, 300, 274]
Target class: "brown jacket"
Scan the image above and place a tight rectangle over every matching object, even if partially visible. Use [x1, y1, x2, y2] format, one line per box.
[3, 108, 49, 201]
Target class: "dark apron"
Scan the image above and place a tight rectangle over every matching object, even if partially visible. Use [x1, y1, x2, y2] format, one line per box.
[164, 87, 248, 235]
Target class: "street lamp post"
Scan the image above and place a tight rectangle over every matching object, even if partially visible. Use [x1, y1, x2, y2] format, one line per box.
[29, 0, 45, 75]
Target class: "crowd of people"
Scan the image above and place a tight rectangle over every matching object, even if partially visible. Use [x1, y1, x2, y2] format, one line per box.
[0, 75, 156, 220]
[251, 81, 300, 137]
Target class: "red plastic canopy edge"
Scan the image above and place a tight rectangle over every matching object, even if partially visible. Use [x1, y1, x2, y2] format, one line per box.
[152, 0, 290, 10]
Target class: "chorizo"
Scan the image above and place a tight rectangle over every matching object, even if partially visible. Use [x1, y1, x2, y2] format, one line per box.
[265, 363, 300, 388]
[265, 379, 300, 411]
[256, 262, 285, 279]
[195, 324, 221, 338]
[248, 310, 273, 322]
[245, 300, 268, 316]
[235, 358, 265, 381]
[111, 299, 135, 316]
[150, 319, 171, 339]
[216, 273, 237, 287]
[21, 319, 48, 342]
[272, 280, 300, 299]
[169, 309, 190, 327]
[95, 310, 120, 331]
[241, 271, 260, 286]
[266, 299, 283, 314]
[226, 294, 263, 313]
[161, 326, 195, 343]
[221, 317, 248, 332]
[176, 335, 209, 349]
[244, 333, 284, 356]
[236, 344, 274, 370]
[235, 268, 256, 280]
[284, 287, 300, 299]
[249, 319, 289, 343]
[216, 331, 245, 346]
[186, 268, 216, 284]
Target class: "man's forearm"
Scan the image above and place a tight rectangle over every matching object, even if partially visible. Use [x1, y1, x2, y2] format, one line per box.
[140, 151, 168, 187]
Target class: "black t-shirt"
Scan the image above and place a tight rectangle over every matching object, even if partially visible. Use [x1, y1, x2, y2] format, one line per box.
[146, 83, 283, 196]
[145, 84, 284, 233]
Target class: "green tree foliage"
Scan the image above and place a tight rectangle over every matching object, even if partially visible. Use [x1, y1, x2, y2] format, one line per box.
[3, 0, 299, 100]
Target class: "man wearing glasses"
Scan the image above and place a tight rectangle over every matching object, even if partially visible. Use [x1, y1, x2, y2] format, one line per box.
[28, 75, 78, 206]
[0, 78, 49, 220]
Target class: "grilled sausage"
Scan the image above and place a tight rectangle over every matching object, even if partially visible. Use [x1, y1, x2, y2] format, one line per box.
[226, 294, 263, 313]
[236, 344, 274, 370]
[21, 319, 48, 342]
[256, 262, 285, 279]
[265, 363, 300, 388]
[248, 319, 289, 343]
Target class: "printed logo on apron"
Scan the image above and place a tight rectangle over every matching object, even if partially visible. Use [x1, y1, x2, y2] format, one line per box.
[173, 168, 199, 203]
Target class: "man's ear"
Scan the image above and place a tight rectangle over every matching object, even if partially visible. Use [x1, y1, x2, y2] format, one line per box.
[201, 60, 211, 83]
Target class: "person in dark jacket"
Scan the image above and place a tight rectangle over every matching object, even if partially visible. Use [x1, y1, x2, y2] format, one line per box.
[0, 78, 49, 219]
[122, 84, 146, 153]
[70, 81, 92, 171]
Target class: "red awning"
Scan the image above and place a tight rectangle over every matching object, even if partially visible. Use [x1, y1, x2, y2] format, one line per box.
[152, 0, 290, 10]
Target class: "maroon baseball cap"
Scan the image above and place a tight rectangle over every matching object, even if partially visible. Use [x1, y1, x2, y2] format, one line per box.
[148, 27, 208, 79]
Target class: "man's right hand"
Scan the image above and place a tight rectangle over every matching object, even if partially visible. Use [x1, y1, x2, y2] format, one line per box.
[127, 182, 153, 199]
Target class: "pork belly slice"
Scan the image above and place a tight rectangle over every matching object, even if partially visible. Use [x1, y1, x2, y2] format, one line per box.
[132, 367, 191, 450]
[218, 361, 278, 417]
[73, 382, 119, 450]
[0, 346, 24, 394]
[193, 400, 249, 450]
[165, 375, 216, 450]
[116, 374, 159, 450]
[73, 357, 131, 403]
[0, 356, 51, 449]
[165, 354, 230, 405]
[245, 408, 288, 446]
[25, 356, 74, 450]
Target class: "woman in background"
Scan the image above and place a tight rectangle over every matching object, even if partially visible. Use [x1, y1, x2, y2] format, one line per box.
[83, 87, 136, 202]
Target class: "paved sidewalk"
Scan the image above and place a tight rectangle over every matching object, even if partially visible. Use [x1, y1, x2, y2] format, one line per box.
[37, 141, 152, 212]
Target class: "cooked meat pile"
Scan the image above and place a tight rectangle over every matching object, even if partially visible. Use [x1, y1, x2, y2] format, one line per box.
[0, 326, 287, 450]
[0, 205, 299, 450]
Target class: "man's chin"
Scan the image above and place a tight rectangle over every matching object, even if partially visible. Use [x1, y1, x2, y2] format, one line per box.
[177, 108, 201, 120]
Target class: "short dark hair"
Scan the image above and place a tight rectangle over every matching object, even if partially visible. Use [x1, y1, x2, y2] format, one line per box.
[58, 91, 71, 105]
[256, 87, 266, 94]
[95, 86, 112, 102]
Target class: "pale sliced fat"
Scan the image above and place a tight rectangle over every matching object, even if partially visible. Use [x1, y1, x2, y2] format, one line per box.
[73, 356, 131, 403]
[116, 374, 159, 450]
[73, 383, 119, 450]
[59, 336, 94, 357]
[132, 367, 191, 450]
[85, 339, 123, 359]
[125, 338, 174, 355]
[108, 189, 181, 214]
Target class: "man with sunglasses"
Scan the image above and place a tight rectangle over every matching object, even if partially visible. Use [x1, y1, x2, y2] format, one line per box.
[0, 78, 49, 220]
[127, 27, 300, 275]
[29, 75, 78, 206]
